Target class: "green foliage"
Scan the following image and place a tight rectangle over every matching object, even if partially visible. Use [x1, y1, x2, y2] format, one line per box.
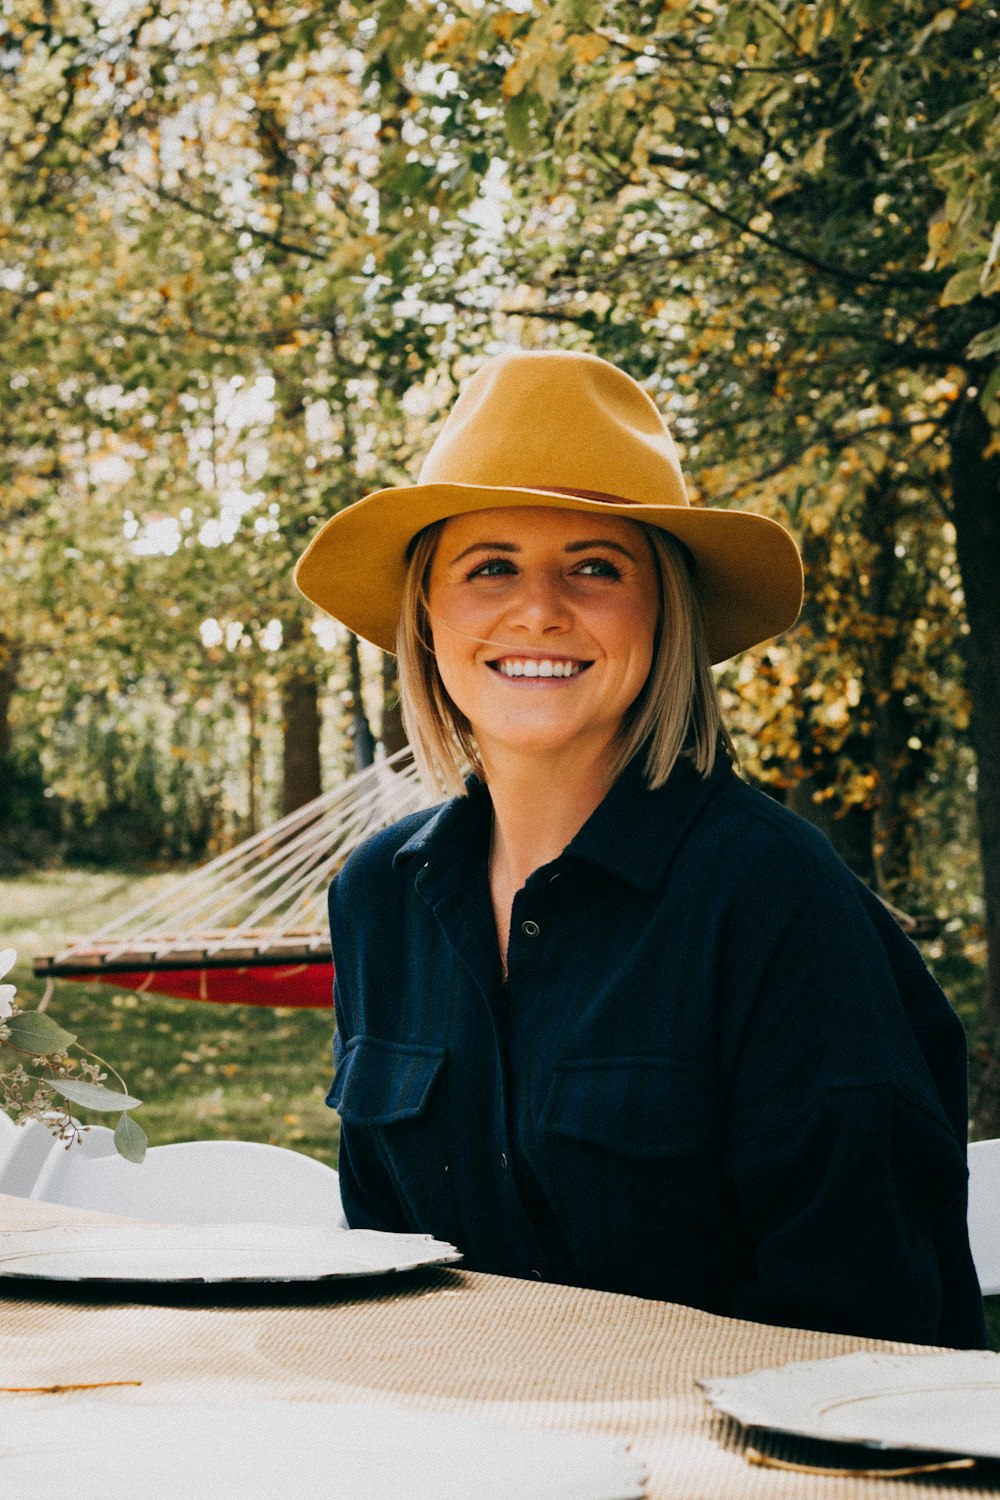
[0, 941, 144, 1157]
[0, 0, 448, 861]
[5, 1009, 75, 1055]
[113, 1111, 148, 1164]
[49, 1077, 142, 1112]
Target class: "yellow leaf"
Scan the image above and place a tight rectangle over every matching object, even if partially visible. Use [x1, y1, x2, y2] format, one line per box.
[567, 33, 608, 65]
[802, 130, 829, 176]
[503, 55, 531, 101]
[425, 17, 471, 56]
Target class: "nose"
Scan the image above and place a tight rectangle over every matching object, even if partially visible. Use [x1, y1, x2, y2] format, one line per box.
[506, 568, 573, 635]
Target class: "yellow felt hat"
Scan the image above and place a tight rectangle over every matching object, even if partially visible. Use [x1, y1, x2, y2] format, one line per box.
[294, 349, 803, 664]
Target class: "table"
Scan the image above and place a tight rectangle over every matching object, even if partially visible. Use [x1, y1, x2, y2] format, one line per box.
[1, 1193, 997, 1498]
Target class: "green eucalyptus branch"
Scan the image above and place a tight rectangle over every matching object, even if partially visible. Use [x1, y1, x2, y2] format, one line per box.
[0, 948, 147, 1163]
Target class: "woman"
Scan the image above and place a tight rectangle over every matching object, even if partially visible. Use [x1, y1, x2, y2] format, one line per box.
[296, 349, 986, 1346]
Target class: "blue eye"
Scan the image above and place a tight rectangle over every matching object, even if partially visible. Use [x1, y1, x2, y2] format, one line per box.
[576, 557, 623, 579]
[467, 558, 516, 579]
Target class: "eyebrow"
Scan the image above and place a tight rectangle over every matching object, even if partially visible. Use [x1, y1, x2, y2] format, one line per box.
[449, 539, 639, 564]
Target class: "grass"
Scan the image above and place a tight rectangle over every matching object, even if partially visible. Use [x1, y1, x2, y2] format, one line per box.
[2, 866, 997, 1348]
[1, 868, 338, 1166]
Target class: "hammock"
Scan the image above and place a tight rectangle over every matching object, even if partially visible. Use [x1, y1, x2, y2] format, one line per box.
[32, 747, 435, 1009]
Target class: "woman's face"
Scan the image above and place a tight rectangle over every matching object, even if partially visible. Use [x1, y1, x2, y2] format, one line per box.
[426, 506, 659, 773]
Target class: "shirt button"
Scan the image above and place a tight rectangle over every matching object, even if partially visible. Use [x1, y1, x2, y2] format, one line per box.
[521, 919, 540, 937]
[500, 1152, 509, 1173]
[529, 1268, 542, 1281]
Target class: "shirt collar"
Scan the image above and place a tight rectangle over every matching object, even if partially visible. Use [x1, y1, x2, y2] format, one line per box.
[392, 775, 492, 873]
[563, 748, 733, 890]
[393, 750, 734, 894]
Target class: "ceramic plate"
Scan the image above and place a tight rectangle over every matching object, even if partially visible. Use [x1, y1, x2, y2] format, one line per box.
[0, 1399, 646, 1500]
[700, 1349, 1000, 1458]
[0, 1221, 461, 1282]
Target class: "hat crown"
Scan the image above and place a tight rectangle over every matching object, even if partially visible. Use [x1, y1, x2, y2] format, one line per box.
[417, 350, 689, 509]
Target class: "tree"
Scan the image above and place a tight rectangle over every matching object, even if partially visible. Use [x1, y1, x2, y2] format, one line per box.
[0, 0, 454, 846]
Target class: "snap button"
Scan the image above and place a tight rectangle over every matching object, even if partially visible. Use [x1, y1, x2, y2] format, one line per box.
[500, 1151, 509, 1173]
[521, 919, 540, 937]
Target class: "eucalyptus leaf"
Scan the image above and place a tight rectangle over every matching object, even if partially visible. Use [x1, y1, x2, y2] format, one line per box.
[966, 325, 1000, 361]
[5, 1011, 76, 1057]
[115, 1113, 148, 1165]
[49, 1078, 143, 1112]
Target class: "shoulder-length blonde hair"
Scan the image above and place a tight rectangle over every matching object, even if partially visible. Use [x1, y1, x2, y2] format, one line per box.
[397, 518, 733, 798]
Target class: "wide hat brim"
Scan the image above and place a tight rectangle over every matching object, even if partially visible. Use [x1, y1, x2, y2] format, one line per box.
[294, 481, 804, 665]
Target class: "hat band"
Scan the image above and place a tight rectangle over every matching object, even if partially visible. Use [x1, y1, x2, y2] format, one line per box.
[535, 485, 639, 505]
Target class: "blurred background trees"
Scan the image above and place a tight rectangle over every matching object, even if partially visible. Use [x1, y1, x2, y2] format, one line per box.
[2, 0, 998, 1119]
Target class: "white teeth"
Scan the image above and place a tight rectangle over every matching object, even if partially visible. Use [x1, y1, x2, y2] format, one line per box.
[495, 658, 581, 678]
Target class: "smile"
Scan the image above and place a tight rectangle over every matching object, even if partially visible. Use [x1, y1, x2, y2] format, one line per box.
[488, 657, 590, 679]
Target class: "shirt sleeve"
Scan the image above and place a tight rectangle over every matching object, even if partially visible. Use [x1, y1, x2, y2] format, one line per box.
[727, 1082, 982, 1343]
[720, 836, 986, 1348]
[327, 873, 411, 1236]
[330, 1017, 411, 1235]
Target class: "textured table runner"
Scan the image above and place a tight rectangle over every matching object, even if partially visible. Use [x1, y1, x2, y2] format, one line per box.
[2, 1193, 997, 1498]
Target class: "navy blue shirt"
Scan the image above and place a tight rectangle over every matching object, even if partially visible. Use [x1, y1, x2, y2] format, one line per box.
[327, 750, 986, 1346]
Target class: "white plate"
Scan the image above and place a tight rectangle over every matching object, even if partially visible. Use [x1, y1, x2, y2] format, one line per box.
[700, 1349, 1000, 1458]
[0, 1398, 646, 1500]
[0, 1221, 461, 1282]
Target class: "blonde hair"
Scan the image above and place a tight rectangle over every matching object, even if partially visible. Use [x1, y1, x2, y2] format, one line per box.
[397, 519, 732, 798]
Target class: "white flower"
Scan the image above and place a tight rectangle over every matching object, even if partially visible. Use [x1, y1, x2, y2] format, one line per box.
[0, 948, 16, 981]
[0, 983, 16, 1021]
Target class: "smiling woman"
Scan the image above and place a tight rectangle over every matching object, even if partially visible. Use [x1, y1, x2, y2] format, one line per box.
[401, 513, 726, 800]
[294, 349, 987, 1349]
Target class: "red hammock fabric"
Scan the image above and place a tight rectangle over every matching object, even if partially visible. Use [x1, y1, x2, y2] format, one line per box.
[62, 963, 334, 1009]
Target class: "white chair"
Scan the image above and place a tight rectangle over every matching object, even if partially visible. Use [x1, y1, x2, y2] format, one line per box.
[0, 1116, 117, 1199]
[29, 1137, 348, 1229]
[0, 1107, 19, 1163]
[967, 1138, 1000, 1296]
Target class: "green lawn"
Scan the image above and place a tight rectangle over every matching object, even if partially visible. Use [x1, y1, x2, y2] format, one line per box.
[1, 868, 338, 1166]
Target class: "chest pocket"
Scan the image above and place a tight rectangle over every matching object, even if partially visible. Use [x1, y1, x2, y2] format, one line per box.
[542, 1057, 734, 1306]
[330, 1036, 446, 1125]
[328, 1036, 452, 1236]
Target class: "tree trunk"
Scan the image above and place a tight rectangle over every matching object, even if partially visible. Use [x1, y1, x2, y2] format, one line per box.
[949, 395, 1000, 1134]
[281, 669, 323, 815]
[345, 632, 376, 772]
[786, 777, 877, 884]
[0, 635, 16, 761]
[857, 479, 929, 906]
[870, 682, 921, 901]
[380, 651, 408, 756]
[246, 685, 259, 836]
